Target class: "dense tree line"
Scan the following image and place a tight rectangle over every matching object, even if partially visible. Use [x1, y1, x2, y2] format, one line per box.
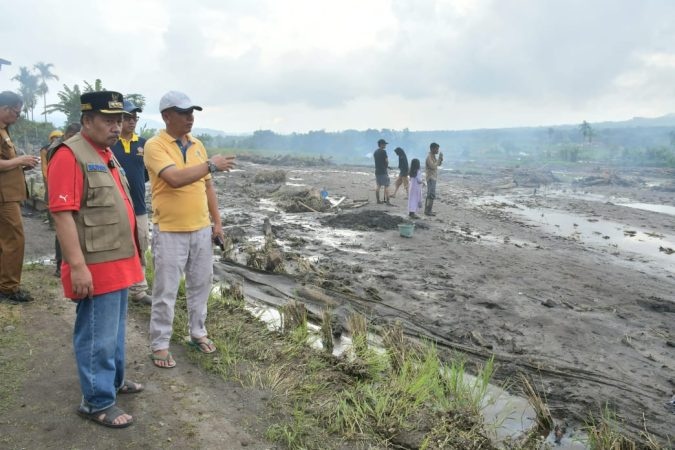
[203, 121, 675, 167]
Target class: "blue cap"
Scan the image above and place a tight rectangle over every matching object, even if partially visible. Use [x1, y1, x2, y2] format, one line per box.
[122, 100, 142, 115]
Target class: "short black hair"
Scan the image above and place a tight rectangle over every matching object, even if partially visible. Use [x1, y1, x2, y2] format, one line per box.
[0, 91, 22, 108]
[430, 142, 439, 150]
[65, 122, 82, 135]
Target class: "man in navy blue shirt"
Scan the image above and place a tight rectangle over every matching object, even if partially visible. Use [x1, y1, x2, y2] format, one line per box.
[111, 100, 151, 305]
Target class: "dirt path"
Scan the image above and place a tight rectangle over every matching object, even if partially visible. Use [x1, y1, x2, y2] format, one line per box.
[0, 263, 273, 449]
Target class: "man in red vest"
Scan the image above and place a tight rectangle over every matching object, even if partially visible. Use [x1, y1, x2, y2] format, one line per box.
[48, 91, 144, 428]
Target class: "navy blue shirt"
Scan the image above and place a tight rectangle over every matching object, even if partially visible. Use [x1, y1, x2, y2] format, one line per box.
[111, 135, 148, 215]
[374, 148, 388, 175]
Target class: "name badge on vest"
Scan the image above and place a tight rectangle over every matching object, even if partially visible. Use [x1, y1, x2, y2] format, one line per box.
[86, 163, 108, 172]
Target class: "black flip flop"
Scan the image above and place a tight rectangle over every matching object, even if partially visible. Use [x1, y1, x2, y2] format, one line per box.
[77, 404, 134, 428]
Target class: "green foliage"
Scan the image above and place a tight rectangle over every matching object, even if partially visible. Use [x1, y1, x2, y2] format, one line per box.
[46, 83, 82, 125]
[585, 404, 635, 450]
[9, 119, 56, 151]
[266, 407, 313, 449]
[11, 66, 39, 121]
[33, 62, 58, 123]
[124, 93, 146, 110]
[195, 133, 213, 147]
[580, 120, 594, 143]
[331, 341, 496, 443]
[46, 78, 105, 124]
[139, 124, 157, 140]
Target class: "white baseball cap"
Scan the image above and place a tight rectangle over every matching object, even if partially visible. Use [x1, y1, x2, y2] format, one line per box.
[159, 91, 203, 112]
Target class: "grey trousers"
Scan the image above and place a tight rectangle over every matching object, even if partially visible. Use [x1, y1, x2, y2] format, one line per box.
[149, 225, 213, 351]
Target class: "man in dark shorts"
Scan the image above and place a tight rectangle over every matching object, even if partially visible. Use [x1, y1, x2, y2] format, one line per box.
[373, 138, 392, 205]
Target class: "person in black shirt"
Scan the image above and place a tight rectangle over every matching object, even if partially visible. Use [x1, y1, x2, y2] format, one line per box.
[111, 100, 152, 305]
[391, 147, 409, 198]
[373, 138, 392, 205]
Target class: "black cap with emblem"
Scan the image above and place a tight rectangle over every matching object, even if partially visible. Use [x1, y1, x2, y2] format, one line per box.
[80, 91, 125, 114]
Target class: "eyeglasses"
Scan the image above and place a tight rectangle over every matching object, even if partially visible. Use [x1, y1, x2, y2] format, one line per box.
[7, 107, 21, 117]
[123, 116, 139, 122]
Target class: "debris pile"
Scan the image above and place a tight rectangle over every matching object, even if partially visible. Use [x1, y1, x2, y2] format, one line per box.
[573, 172, 635, 187]
[254, 170, 287, 184]
[652, 182, 675, 192]
[274, 188, 330, 213]
[321, 210, 406, 231]
[512, 169, 559, 187]
[237, 153, 334, 167]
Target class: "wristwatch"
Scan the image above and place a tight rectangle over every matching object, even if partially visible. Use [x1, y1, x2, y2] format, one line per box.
[206, 160, 218, 173]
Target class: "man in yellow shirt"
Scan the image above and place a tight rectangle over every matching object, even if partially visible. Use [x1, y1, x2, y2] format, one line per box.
[144, 91, 235, 368]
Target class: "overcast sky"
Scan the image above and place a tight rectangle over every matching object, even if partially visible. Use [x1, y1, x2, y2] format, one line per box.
[2, 0, 675, 133]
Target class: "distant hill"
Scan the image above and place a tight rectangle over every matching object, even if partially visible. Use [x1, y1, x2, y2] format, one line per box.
[590, 113, 675, 129]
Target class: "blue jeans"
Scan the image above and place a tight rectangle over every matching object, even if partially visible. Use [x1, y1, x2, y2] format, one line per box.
[73, 289, 128, 413]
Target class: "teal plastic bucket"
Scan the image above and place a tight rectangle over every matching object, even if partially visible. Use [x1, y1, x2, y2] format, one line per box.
[398, 223, 415, 238]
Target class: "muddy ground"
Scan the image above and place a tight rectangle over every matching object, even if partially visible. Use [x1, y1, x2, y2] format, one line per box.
[10, 162, 675, 447]
[212, 163, 675, 445]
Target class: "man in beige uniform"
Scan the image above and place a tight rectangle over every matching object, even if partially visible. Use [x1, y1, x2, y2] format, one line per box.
[0, 91, 39, 303]
[424, 142, 443, 216]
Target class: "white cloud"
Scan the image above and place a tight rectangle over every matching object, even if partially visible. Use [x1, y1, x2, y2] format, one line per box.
[2, 0, 675, 132]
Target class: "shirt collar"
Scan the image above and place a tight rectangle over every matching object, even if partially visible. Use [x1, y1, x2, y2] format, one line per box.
[120, 133, 139, 143]
[81, 132, 109, 153]
[160, 129, 193, 144]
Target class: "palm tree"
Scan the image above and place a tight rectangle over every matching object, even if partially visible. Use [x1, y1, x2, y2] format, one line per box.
[579, 120, 594, 144]
[11, 66, 39, 120]
[46, 79, 110, 124]
[83, 79, 105, 92]
[124, 93, 146, 110]
[46, 83, 83, 124]
[33, 62, 59, 123]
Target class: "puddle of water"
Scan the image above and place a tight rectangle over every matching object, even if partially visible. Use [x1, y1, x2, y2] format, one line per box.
[617, 202, 675, 217]
[476, 196, 675, 271]
[515, 207, 675, 268]
[291, 169, 372, 177]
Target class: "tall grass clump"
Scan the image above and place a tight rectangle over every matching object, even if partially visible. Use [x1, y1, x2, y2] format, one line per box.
[320, 309, 334, 354]
[584, 404, 650, 450]
[330, 336, 497, 445]
[281, 300, 309, 346]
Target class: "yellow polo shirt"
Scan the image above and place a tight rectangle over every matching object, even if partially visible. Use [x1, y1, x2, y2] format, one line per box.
[144, 130, 212, 232]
